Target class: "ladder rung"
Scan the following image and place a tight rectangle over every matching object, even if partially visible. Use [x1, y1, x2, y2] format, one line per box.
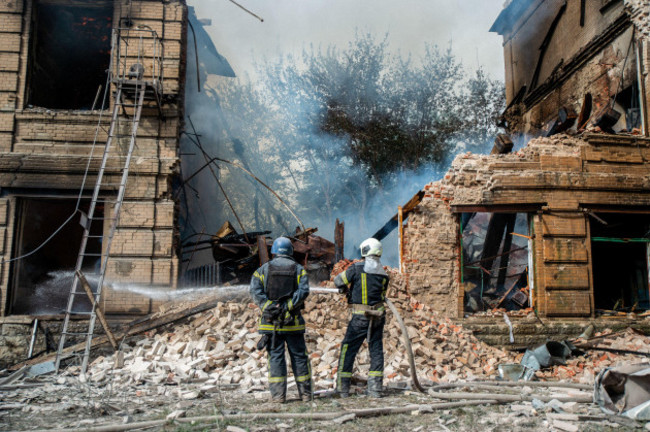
[71, 290, 98, 296]
[62, 332, 93, 336]
[70, 311, 95, 316]
[81, 253, 104, 257]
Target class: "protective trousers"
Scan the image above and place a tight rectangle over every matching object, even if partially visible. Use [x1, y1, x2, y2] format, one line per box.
[337, 314, 385, 396]
[267, 333, 312, 402]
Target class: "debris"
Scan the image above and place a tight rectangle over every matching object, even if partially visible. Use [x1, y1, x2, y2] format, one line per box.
[595, 363, 650, 420]
[502, 313, 514, 343]
[428, 390, 592, 404]
[498, 364, 533, 381]
[551, 419, 579, 432]
[332, 413, 356, 424]
[166, 410, 186, 420]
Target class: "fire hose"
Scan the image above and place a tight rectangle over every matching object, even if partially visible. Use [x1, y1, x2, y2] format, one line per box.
[310, 287, 426, 393]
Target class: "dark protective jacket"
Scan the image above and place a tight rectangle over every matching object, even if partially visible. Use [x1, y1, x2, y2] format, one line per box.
[250, 255, 309, 334]
[334, 260, 389, 307]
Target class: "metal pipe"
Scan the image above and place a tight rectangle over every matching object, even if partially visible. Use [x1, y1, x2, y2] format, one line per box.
[635, 40, 648, 136]
[28, 319, 38, 358]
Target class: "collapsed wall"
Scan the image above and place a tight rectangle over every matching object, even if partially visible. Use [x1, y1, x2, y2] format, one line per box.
[402, 132, 650, 319]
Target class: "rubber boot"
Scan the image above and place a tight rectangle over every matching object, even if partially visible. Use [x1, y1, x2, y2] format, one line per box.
[297, 381, 313, 402]
[337, 377, 351, 398]
[269, 381, 287, 403]
[367, 376, 383, 398]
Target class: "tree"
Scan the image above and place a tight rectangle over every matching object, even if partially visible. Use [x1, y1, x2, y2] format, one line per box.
[188, 33, 506, 249]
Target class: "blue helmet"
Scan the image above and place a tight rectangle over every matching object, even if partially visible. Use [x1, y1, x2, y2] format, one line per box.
[271, 237, 293, 256]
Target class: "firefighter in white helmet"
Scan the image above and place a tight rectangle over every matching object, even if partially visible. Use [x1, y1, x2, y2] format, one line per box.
[334, 237, 389, 398]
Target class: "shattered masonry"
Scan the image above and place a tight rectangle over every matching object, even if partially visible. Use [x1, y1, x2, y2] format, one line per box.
[403, 0, 650, 320]
[404, 133, 650, 318]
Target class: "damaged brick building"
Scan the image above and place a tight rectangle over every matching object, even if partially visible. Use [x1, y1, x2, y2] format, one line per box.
[401, 0, 650, 329]
[0, 0, 190, 363]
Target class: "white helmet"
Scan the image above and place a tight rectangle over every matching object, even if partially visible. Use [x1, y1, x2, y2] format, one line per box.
[360, 238, 382, 257]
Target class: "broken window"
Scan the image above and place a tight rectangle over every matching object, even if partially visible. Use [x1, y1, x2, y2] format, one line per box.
[612, 83, 643, 132]
[590, 213, 650, 312]
[27, 0, 113, 110]
[8, 198, 103, 315]
[461, 212, 530, 313]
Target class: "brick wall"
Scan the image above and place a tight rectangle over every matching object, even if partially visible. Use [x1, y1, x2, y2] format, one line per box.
[497, 0, 649, 137]
[403, 133, 650, 319]
[0, 0, 187, 316]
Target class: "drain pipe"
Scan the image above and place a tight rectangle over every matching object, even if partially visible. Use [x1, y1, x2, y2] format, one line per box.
[636, 39, 647, 136]
[310, 288, 425, 393]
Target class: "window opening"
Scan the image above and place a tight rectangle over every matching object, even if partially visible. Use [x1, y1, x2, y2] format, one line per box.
[27, 0, 113, 110]
[462, 212, 530, 314]
[590, 213, 650, 312]
[8, 198, 103, 315]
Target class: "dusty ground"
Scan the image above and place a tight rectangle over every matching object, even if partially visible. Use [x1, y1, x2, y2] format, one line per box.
[0, 372, 644, 432]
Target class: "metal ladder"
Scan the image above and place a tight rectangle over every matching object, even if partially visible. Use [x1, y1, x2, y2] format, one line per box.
[55, 82, 146, 373]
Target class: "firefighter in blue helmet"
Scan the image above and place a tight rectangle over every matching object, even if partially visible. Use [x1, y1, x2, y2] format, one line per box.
[334, 238, 389, 398]
[250, 236, 312, 403]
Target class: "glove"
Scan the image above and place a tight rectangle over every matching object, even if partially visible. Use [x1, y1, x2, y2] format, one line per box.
[262, 303, 282, 323]
[256, 334, 270, 351]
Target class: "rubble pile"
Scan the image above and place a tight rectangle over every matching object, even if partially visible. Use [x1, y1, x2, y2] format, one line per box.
[533, 328, 650, 382]
[82, 264, 650, 393]
[84, 269, 517, 392]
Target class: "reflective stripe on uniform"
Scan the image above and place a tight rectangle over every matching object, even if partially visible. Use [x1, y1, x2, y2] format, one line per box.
[287, 299, 294, 311]
[296, 374, 310, 382]
[261, 300, 272, 311]
[381, 278, 387, 300]
[297, 269, 307, 284]
[369, 370, 383, 377]
[268, 376, 287, 383]
[361, 273, 368, 305]
[253, 271, 265, 285]
[258, 324, 305, 332]
[340, 271, 349, 285]
[338, 344, 350, 388]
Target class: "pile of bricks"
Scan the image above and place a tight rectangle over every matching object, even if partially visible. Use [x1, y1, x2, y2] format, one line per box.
[85, 272, 518, 391]
[84, 263, 650, 391]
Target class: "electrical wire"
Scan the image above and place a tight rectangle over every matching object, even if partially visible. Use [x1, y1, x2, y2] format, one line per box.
[226, 0, 264, 22]
[1, 65, 114, 265]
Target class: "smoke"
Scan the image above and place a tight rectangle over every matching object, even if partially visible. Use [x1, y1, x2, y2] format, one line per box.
[179, 25, 505, 269]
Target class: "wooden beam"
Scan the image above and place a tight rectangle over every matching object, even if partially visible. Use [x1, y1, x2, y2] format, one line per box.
[76, 270, 118, 351]
[257, 235, 269, 265]
[371, 191, 424, 240]
[334, 219, 345, 262]
[451, 204, 544, 214]
[398, 206, 404, 273]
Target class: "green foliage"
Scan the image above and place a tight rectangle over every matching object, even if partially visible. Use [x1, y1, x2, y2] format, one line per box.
[200, 33, 505, 240]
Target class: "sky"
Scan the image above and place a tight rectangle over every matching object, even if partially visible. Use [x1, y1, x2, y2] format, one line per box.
[188, 0, 507, 82]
